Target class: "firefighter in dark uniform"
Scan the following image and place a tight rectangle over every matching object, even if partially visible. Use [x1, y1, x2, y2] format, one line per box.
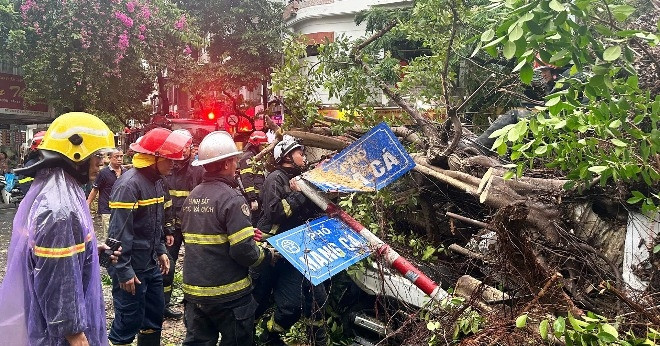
[107, 128, 192, 346]
[162, 129, 204, 319]
[181, 131, 273, 346]
[237, 130, 268, 225]
[255, 135, 327, 346]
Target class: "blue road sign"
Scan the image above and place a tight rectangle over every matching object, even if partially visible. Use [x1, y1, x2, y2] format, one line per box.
[302, 122, 415, 192]
[267, 216, 371, 286]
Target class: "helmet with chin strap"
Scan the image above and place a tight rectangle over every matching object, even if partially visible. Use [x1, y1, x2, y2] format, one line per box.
[273, 135, 304, 165]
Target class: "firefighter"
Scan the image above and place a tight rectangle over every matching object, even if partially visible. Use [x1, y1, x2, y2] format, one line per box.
[161, 129, 204, 319]
[180, 131, 273, 346]
[0, 112, 115, 345]
[107, 128, 191, 346]
[237, 130, 268, 225]
[255, 135, 327, 346]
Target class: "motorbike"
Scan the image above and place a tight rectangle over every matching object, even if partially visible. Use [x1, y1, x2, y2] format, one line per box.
[1, 173, 25, 205]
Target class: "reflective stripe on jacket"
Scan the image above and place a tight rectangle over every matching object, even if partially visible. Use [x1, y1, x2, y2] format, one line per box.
[237, 147, 265, 202]
[108, 167, 168, 283]
[181, 173, 267, 304]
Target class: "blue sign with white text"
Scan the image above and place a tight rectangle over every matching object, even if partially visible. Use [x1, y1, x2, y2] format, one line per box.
[267, 216, 371, 285]
[303, 122, 415, 192]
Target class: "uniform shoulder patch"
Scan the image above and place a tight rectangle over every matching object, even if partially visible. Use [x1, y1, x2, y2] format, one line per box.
[241, 203, 250, 216]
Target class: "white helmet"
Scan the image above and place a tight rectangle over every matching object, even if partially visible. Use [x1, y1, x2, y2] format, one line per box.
[273, 135, 304, 164]
[192, 131, 242, 167]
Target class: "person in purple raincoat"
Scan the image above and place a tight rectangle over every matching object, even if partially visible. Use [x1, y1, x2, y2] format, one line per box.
[0, 112, 116, 345]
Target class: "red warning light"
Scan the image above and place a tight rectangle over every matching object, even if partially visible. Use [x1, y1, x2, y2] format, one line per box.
[207, 112, 215, 120]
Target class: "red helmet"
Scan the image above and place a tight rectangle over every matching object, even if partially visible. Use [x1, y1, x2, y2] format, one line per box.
[248, 131, 268, 146]
[30, 131, 47, 150]
[129, 128, 192, 160]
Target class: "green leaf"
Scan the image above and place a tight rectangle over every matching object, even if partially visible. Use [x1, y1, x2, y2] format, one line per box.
[516, 314, 528, 328]
[509, 25, 523, 41]
[483, 36, 506, 48]
[513, 59, 526, 72]
[601, 323, 619, 339]
[608, 119, 622, 128]
[535, 145, 548, 155]
[546, 96, 561, 107]
[654, 244, 660, 253]
[503, 40, 516, 59]
[603, 46, 622, 61]
[609, 4, 635, 21]
[549, 0, 565, 11]
[611, 138, 627, 147]
[588, 166, 608, 174]
[554, 316, 566, 337]
[503, 171, 515, 180]
[520, 64, 534, 84]
[481, 29, 495, 42]
[539, 319, 549, 340]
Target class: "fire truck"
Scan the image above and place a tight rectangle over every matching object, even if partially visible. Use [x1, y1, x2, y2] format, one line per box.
[119, 102, 265, 152]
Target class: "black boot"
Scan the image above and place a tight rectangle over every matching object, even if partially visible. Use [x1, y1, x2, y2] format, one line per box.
[164, 305, 183, 319]
[259, 330, 286, 346]
[137, 329, 161, 346]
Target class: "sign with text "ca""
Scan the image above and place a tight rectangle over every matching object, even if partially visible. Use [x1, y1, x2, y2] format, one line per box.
[267, 216, 371, 286]
[303, 122, 415, 192]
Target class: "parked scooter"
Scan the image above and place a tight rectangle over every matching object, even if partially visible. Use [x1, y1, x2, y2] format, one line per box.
[1, 173, 25, 205]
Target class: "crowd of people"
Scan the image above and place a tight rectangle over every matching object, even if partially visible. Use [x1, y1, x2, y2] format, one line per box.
[0, 111, 327, 346]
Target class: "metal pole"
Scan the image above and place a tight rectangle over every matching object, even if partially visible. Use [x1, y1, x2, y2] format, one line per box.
[296, 177, 447, 302]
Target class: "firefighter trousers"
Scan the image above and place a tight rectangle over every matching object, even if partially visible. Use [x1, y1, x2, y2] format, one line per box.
[253, 260, 327, 333]
[163, 228, 184, 306]
[108, 266, 165, 345]
[182, 294, 258, 346]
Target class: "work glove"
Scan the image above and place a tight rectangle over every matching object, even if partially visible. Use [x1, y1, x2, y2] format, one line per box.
[253, 228, 264, 242]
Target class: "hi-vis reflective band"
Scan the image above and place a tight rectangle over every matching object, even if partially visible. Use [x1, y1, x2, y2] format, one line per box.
[244, 187, 259, 194]
[109, 197, 164, 209]
[184, 233, 228, 245]
[164, 200, 173, 209]
[228, 227, 255, 245]
[282, 199, 292, 217]
[164, 285, 172, 293]
[240, 167, 264, 175]
[267, 315, 285, 333]
[269, 224, 280, 235]
[34, 233, 93, 258]
[169, 190, 190, 197]
[182, 277, 251, 297]
[19, 177, 34, 184]
[252, 247, 265, 267]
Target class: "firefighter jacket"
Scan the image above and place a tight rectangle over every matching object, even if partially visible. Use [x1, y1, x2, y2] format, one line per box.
[0, 168, 107, 345]
[256, 167, 322, 236]
[108, 167, 168, 283]
[237, 144, 265, 203]
[181, 173, 269, 304]
[163, 158, 204, 231]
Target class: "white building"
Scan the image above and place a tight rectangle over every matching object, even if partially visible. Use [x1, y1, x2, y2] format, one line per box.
[281, 0, 413, 106]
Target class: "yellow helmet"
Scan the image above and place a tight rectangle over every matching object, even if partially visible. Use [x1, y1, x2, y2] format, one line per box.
[38, 112, 115, 162]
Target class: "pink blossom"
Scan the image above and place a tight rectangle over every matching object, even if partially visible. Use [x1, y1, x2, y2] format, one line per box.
[140, 5, 151, 20]
[115, 11, 134, 28]
[126, 1, 136, 13]
[139, 24, 146, 32]
[183, 45, 192, 55]
[118, 32, 129, 50]
[138, 34, 145, 41]
[174, 14, 187, 31]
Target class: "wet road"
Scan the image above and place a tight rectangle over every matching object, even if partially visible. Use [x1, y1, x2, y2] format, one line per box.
[0, 204, 17, 280]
